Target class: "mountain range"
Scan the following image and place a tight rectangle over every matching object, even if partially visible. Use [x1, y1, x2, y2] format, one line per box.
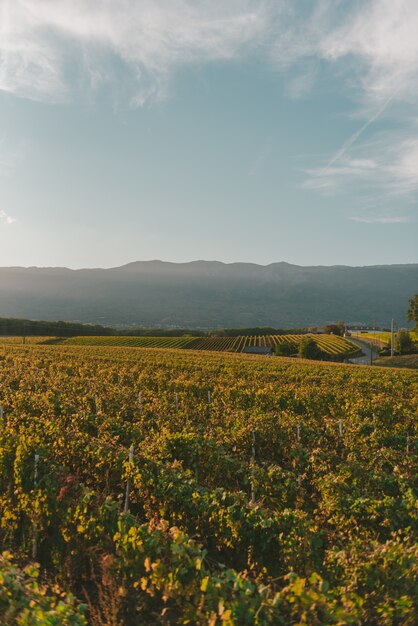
[0, 260, 417, 328]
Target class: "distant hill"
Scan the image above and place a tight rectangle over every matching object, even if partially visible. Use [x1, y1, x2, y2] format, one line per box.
[0, 260, 416, 328]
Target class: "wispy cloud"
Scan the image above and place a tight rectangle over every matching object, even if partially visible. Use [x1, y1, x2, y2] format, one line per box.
[305, 134, 418, 198]
[268, 0, 418, 217]
[271, 0, 418, 106]
[349, 215, 411, 225]
[3, 1, 418, 107]
[0, 0, 273, 104]
[0, 209, 16, 225]
[3, 1, 418, 109]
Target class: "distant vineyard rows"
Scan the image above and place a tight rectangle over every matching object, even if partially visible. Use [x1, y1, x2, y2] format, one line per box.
[58, 333, 359, 356]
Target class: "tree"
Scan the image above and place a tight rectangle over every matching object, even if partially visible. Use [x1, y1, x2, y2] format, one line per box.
[323, 324, 343, 336]
[407, 295, 418, 329]
[298, 337, 322, 360]
[275, 342, 296, 357]
[396, 330, 413, 354]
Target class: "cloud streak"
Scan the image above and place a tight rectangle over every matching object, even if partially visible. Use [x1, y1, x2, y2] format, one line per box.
[318, 92, 397, 178]
[305, 135, 418, 198]
[349, 216, 411, 225]
[0, 209, 16, 225]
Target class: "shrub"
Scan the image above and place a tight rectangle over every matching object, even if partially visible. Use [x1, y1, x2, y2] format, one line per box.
[298, 337, 323, 360]
[275, 342, 296, 357]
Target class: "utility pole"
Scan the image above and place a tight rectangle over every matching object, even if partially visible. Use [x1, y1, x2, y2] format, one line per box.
[370, 320, 376, 365]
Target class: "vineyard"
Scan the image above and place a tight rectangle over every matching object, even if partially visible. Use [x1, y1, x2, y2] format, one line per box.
[58, 333, 359, 358]
[1, 344, 418, 624]
[352, 331, 418, 346]
[1, 336, 55, 345]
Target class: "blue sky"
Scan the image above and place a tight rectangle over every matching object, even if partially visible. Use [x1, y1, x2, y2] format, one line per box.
[0, 0, 417, 268]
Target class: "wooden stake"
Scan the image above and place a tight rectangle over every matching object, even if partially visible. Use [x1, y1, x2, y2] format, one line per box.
[124, 445, 134, 513]
[32, 453, 39, 560]
[251, 430, 256, 504]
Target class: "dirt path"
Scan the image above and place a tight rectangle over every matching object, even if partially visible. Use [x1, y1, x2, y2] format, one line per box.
[348, 338, 380, 365]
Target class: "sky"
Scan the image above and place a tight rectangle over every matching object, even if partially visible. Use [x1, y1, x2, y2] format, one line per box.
[0, 0, 417, 268]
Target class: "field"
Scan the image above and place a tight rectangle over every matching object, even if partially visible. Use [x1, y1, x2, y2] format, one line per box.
[352, 331, 418, 346]
[1, 343, 418, 624]
[373, 354, 418, 369]
[59, 333, 359, 358]
[0, 336, 55, 345]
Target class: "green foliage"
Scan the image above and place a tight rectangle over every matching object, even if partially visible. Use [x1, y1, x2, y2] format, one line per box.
[396, 330, 414, 354]
[298, 336, 323, 360]
[0, 317, 114, 338]
[407, 295, 418, 328]
[0, 552, 86, 625]
[275, 342, 296, 357]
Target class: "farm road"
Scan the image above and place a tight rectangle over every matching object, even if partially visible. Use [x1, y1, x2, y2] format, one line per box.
[348, 338, 380, 365]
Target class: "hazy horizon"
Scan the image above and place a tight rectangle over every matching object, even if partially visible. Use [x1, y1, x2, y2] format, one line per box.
[2, 258, 418, 272]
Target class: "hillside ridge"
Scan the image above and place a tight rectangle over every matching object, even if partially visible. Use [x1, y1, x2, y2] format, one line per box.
[0, 260, 417, 328]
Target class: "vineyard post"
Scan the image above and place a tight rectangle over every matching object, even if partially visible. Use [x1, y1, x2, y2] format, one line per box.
[338, 419, 343, 437]
[251, 430, 256, 504]
[296, 425, 301, 487]
[124, 444, 134, 513]
[138, 391, 142, 411]
[32, 452, 39, 560]
[391, 319, 395, 357]
[94, 394, 99, 413]
[208, 390, 211, 404]
[0, 404, 3, 425]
